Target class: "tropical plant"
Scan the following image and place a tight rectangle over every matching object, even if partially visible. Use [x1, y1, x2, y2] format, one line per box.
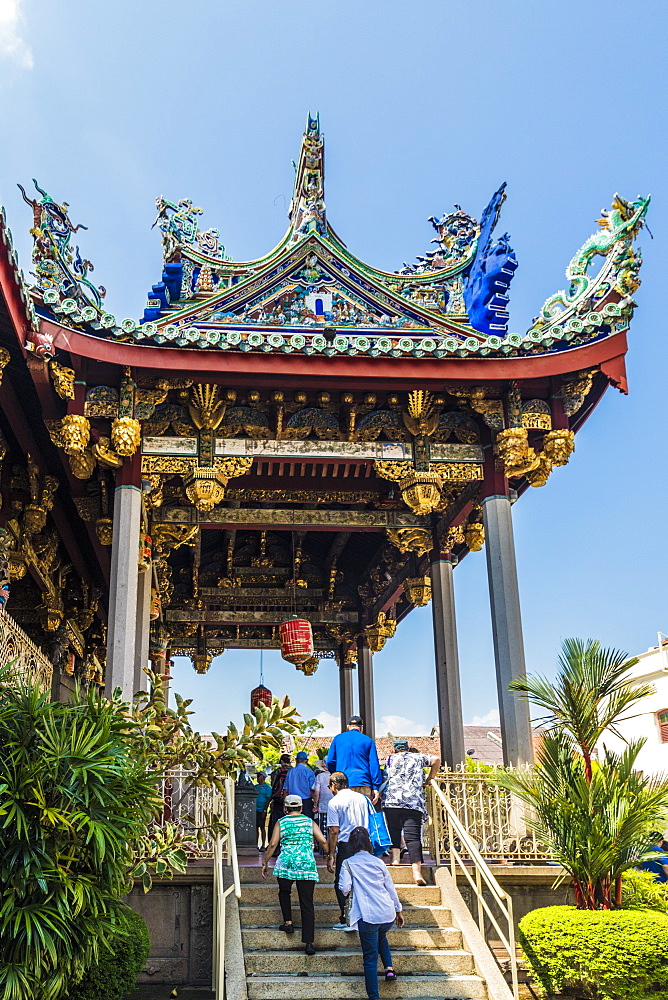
[66, 908, 149, 1000]
[496, 638, 668, 909]
[621, 867, 668, 912]
[511, 638, 650, 781]
[0, 664, 299, 1000]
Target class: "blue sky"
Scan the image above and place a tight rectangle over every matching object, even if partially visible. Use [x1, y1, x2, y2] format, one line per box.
[1, 0, 666, 736]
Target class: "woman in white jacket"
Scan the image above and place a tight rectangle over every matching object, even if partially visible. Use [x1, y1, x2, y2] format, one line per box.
[338, 826, 405, 999]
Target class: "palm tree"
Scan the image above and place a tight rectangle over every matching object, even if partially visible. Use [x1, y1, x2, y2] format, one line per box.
[497, 639, 668, 909]
[509, 638, 651, 781]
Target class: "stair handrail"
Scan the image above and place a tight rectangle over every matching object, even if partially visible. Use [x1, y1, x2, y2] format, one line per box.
[212, 777, 241, 998]
[428, 778, 519, 1000]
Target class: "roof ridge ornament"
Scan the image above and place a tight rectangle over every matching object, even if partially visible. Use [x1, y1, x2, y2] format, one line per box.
[288, 113, 327, 241]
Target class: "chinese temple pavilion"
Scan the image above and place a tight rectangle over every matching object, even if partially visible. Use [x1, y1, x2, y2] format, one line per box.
[0, 116, 649, 766]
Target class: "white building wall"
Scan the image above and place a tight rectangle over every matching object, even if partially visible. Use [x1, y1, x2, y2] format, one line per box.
[596, 639, 668, 776]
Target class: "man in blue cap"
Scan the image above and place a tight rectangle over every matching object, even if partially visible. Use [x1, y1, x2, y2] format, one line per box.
[326, 716, 382, 803]
[283, 751, 316, 818]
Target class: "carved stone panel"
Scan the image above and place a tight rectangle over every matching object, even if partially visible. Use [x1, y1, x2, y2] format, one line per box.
[128, 884, 190, 984]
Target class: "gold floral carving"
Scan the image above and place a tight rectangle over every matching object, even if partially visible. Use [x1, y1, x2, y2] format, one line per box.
[444, 525, 465, 551]
[189, 384, 226, 430]
[60, 414, 90, 454]
[192, 651, 213, 674]
[464, 522, 485, 551]
[526, 453, 553, 488]
[152, 524, 199, 553]
[543, 429, 575, 467]
[397, 470, 444, 515]
[184, 468, 227, 512]
[49, 362, 76, 400]
[92, 437, 123, 469]
[403, 576, 431, 607]
[385, 526, 433, 556]
[402, 390, 440, 437]
[96, 517, 113, 545]
[429, 463, 484, 482]
[561, 369, 597, 416]
[69, 449, 96, 480]
[297, 655, 319, 676]
[143, 474, 164, 509]
[364, 612, 396, 653]
[0, 348, 10, 385]
[141, 456, 193, 475]
[521, 399, 552, 431]
[494, 427, 540, 479]
[111, 416, 141, 457]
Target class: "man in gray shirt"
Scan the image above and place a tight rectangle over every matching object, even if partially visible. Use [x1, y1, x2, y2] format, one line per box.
[326, 771, 369, 929]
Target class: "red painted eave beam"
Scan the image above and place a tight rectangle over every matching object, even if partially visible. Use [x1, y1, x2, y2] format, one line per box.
[46, 320, 629, 388]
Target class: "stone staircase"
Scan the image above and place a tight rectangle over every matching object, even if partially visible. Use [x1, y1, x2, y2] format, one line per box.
[236, 863, 489, 999]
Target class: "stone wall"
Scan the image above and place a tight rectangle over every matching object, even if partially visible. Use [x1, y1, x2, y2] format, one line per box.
[126, 870, 213, 987]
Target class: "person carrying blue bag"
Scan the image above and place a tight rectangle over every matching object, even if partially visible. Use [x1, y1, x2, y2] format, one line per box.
[326, 771, 370, 929]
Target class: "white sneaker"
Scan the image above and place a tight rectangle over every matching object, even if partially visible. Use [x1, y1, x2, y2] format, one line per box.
[332, 922, 348, 931]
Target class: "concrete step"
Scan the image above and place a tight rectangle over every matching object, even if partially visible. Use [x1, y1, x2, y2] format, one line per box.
[237, 863, 435, 885]
[240, 882, 441, 905]
[244, 947, 475, 975]
[239, 903, 453, 928]
[241, 926, 464, 950]
[246, 973, 487, 999]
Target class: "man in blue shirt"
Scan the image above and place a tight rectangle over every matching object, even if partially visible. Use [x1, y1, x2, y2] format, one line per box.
[326, 715, 382, 804]
[640, 834, 668, 883]
[283, 751, 316, 818]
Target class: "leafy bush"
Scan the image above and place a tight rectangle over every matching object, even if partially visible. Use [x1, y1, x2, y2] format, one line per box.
[66, 909, 149, 1000]
[518, 905, 668, 1000]
[622, 868, 668, 912]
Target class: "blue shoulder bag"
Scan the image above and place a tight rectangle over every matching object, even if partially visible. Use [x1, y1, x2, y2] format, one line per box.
[365, 797, 392, 857]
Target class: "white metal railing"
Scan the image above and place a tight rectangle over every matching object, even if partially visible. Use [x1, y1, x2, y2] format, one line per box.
[428, 779, 519, 1000]
[429, 765, 553, 863]
[212, 778, 241, 999]
[158, 769, 224, 858]
[0, 610, 53, 691]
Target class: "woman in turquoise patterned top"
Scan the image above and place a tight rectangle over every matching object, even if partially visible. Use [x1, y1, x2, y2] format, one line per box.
[262, 794, 328, 954]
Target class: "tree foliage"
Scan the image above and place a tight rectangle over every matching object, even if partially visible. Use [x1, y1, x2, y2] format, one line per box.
[0, 664, 299, 1000]
[496, 638, 668, 909]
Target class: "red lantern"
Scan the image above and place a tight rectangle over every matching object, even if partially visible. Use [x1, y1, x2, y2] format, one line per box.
[251, 685, 272, 712]
[280, 617, 314, 665]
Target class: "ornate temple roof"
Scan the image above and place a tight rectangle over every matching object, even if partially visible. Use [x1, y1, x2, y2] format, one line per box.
[15, 115, 649, 369]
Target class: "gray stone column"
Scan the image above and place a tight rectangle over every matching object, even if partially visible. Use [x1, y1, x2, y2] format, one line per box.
[357, 639, 375, 740]
[430, 552, 465, 767]
[105, 484, 142, 701]
[134, 563, 152, 694]
[482, 495, 534, 767]
[338, 651, 354, 731]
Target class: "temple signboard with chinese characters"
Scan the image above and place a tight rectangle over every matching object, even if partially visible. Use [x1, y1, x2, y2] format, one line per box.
[0, 115, 649, 767]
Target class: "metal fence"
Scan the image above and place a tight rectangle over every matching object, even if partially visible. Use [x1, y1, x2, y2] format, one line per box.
[158, 768, 225, 860]
[0, 610, 53, 691]
[427, 765, 554, 863]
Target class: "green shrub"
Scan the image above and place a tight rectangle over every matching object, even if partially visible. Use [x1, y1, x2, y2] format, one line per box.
[66, 909, 149, 1000]
[622, 868, 668, 912]
[518, 905, 668, 1000]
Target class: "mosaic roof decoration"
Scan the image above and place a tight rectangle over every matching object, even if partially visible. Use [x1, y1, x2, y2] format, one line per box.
[25, 115, 649, 361]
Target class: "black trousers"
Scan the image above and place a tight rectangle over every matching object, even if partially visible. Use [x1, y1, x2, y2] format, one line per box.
[384, 806, 423, 864]
[334, 840, 355, 919]
[301, 798, 314, 819]
[277, 878, 315, 943]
